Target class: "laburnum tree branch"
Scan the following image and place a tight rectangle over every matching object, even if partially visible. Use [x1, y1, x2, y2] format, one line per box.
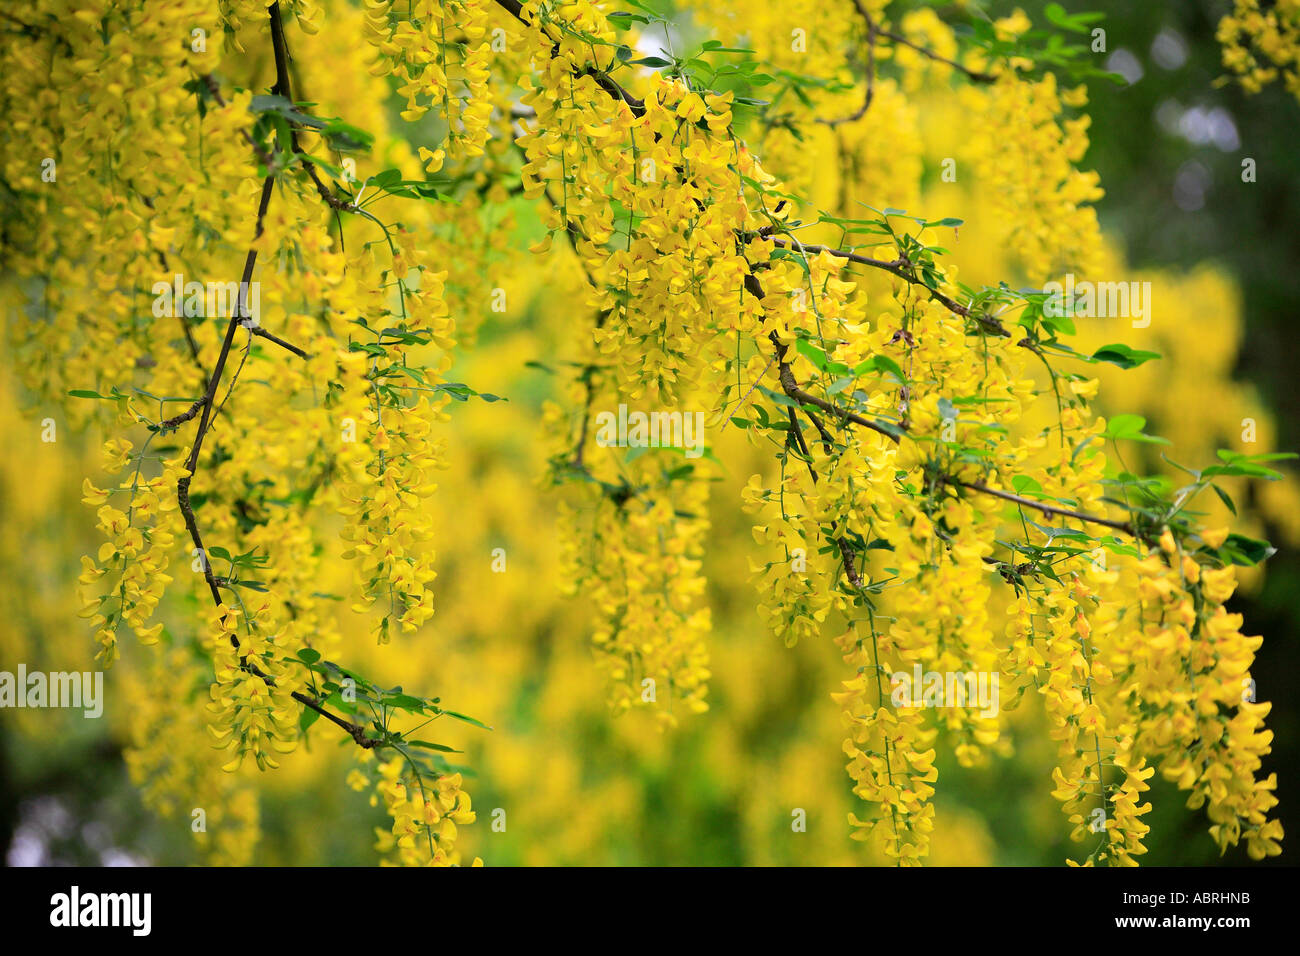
[750, 230, 1012, 338]
[943, 478, 1137, 535]
[490, 0, 1148, 570]
[876, 25, 997, 84]
[822, 0, 998, 126]
[847, 0, 997, 85]
[250, 324, 310, 358]
[822, 0, 879, 127]
[166, 2, 382, 750]
[266, 2, 358, 214]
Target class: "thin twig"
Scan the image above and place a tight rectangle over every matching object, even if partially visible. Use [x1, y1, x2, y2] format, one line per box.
[945, 478, 1137, 536]
[878, 26, 996, 84]
[250, 323, 310, 358]
[822, 0, 877, 126]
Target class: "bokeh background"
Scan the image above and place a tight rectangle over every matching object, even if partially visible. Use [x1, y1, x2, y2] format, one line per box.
[2, 0, 1297, 866]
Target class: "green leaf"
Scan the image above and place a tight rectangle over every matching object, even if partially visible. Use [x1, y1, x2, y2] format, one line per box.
[1044, 2, 1104, 33]
[1029, 520, 1093, 540]
[1203, 448, 1290, 479]
[433, 382, 508, 403]
[1104, 413, 1144, 437]
[756, 385, 799, 408]
[795, 339, 849, 374]
[407, 740, 462, 754]
[854, 355, 905, 382]
[1011, 475, 1043, 495]
[1218, 533, 1276, 567]
[1217, 450, 1297, 463]
[1202, 462, 1284, 480]
[1091, 343, 1162, 369]
[1103, 413, 1169, 445]
[295, 152, 343, 178]
[249, 93, 327, 130]
[383, 693, 429, 713]
[321, 117, 374, 154]
[1210, 483, 1237, 516]
[441, 710, 492, 731]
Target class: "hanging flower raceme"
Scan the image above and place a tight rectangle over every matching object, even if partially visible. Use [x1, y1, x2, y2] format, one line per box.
[350, 753, 481, 866]
[204, 603, 304, 772]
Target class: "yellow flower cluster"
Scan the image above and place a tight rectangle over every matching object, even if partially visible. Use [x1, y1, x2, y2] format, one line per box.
[1121, 542, 1282, 860]
[520, 74, 745, 404]
[337, 233, 455, 643]
[78, 426, 188, 667]
[743, 469, 837, 649]
[834, 625, 940, 865]
[204, 603, 303, 772]
[554, 457, 713, 726]
[363, 0, 497, 170]
[354, 754, 481, 866]
[1218, 0, 1300, 99]
[1030, 579, 1154, 866]
[958, 72, 1103, 283]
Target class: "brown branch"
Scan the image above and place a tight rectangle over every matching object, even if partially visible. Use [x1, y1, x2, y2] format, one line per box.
[877, 25, 997, 84]
[822, 0, 877, 126]
[250, 324, 310, 358]
[175, 172, 275, 607]
[773, 329, 899, 441]
[197, 15, 354, 216]
[822, 0, 996, 127]
[740, 269, 1142, 541]
[493, 3, 1004, 340]
[160, 399, 205, 431]
[0, 11, 42, 37]
[752, 231, 1013, 336]
[171, 3, 374, 751]
[290, 691, 385, 748]
[740, 267, 898, 441]
[944, 478, 1138, 536]
[268, 3, 359, 214]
